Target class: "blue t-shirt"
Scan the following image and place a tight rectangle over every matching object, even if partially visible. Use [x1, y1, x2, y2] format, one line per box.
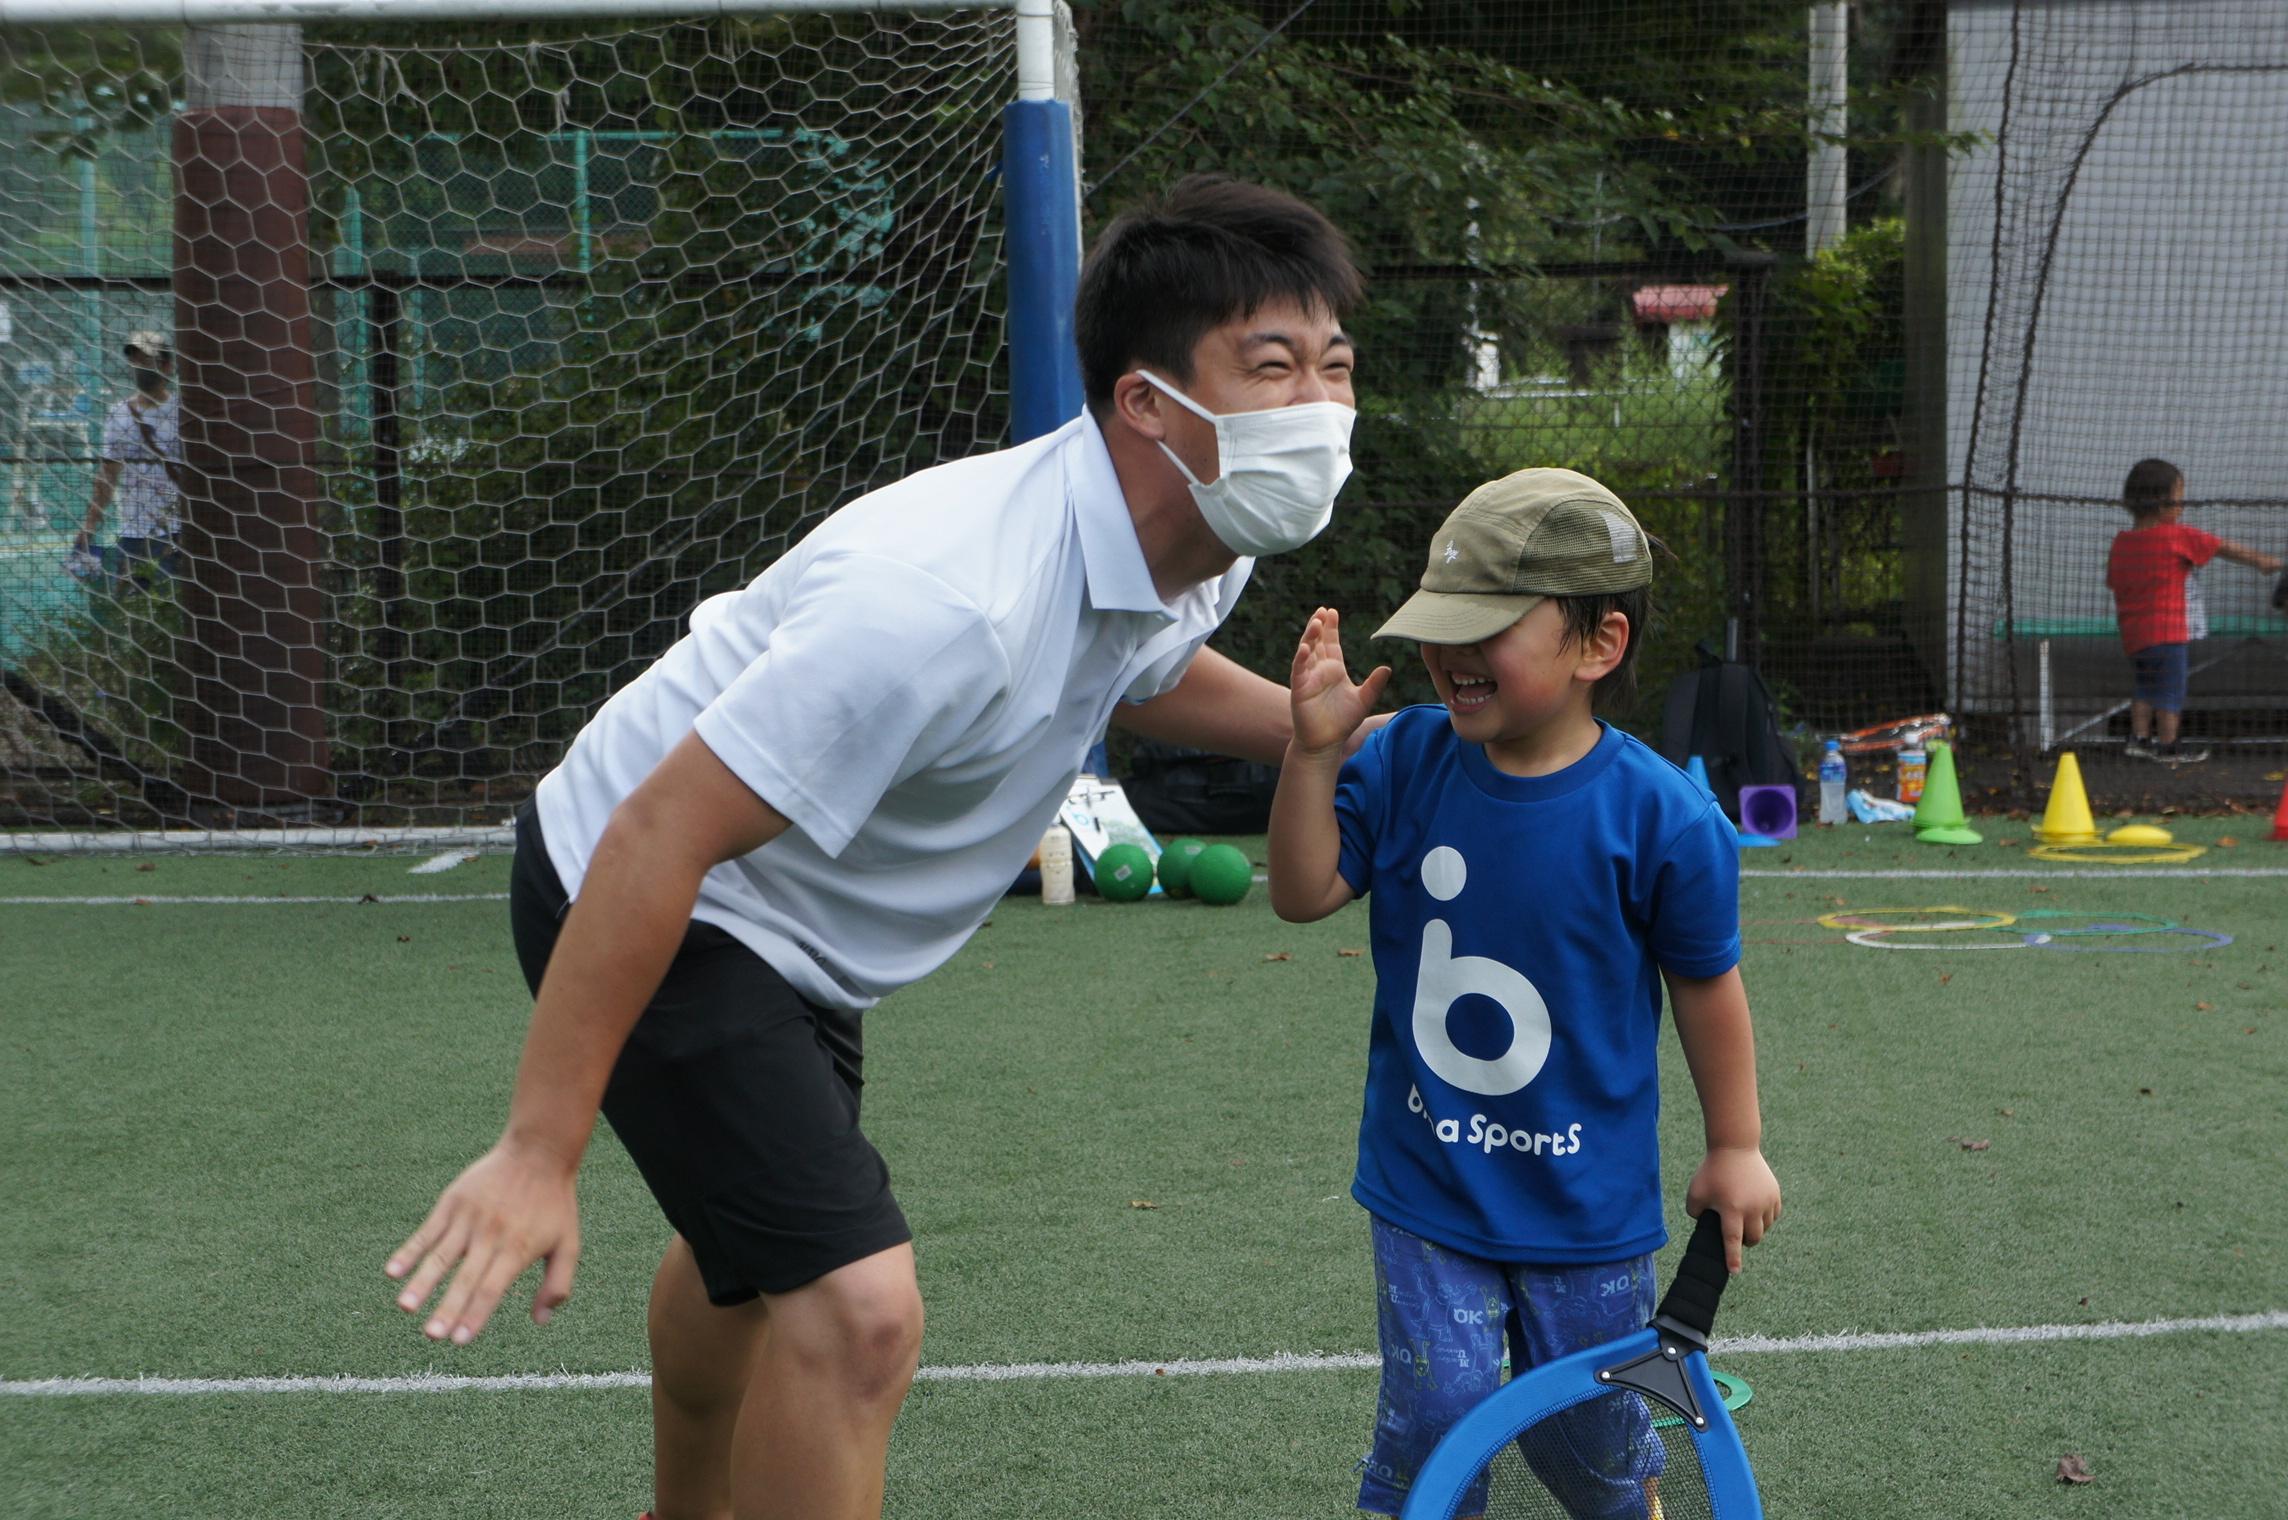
[1334, 708, 1741, 1263]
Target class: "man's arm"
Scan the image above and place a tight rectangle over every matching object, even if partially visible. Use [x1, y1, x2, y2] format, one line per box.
[1111, 645, 1293, 764]
[1664, 967, 1782, 1271]
[386, 731, 789, 1344]
[75, 460, 121, 549]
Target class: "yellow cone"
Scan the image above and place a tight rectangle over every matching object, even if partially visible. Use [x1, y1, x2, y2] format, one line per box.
[2035, 751, 2099, 844]
[1913, 741, 1981, 844]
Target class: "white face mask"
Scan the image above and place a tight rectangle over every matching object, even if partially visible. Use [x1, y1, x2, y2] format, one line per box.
[1137, 369, 1355, 557]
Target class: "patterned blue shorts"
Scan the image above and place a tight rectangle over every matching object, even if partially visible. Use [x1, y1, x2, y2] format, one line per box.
[1357, 1214, 1661, 1517]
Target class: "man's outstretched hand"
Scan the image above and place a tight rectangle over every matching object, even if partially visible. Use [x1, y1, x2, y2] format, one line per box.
[385, 1140, 581, 1345]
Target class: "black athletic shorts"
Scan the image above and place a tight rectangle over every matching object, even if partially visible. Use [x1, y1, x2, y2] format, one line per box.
[509, 805, 911, 1304]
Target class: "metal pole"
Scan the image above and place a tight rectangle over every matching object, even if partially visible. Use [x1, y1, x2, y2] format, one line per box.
[1001, 0, 1082, 440]
[1, 0, 1006, 19]
[1807, 2, 1849, 257]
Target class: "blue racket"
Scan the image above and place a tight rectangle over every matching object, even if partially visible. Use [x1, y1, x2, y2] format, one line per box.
[1398, 1210, 1761, 1520]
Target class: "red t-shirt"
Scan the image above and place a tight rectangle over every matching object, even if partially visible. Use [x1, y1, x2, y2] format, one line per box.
[2106, 522, 2219, 654]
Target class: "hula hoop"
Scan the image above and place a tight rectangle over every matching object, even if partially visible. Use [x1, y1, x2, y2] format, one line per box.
[1815, 906, 2016, 933]
[2026, 842, 2207, 865]
[2015, 909, 2180, 937]
[1837, 714, 1951, 756]
[2035, 927, 2234, 954]
[1846, 929, 2051, 951]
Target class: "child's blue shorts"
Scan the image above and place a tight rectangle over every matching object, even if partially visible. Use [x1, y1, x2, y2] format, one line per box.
[2131, 642, 2189, 712]
[1357, 1214, 1661, 1517]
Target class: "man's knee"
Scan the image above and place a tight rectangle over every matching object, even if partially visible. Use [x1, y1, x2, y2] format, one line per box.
[773, 1251, 923, 1402]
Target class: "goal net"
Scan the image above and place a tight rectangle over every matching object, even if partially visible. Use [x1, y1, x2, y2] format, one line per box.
[0, 5, 1056, 846]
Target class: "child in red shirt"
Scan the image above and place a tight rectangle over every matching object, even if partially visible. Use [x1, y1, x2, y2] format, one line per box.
[2104, 459, 2282, 763]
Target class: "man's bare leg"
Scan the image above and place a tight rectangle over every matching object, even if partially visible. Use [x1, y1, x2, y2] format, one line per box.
[729, 1243, 924, 1520]
[648, 1234, 769, 1520]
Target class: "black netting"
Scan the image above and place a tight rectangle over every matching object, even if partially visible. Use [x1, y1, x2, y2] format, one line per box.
[1424, 1387, 1714, 1520]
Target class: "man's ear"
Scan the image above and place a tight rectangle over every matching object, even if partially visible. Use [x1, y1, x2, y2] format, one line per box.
[1109, 370, 1168, 443]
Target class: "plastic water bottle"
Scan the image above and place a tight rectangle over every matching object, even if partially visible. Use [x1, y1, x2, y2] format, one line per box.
[1818, 740, 1848, 826]
[1038, 824, 1074, 906]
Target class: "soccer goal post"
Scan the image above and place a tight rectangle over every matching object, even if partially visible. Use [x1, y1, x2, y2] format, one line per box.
[0, 0, 1081, 851]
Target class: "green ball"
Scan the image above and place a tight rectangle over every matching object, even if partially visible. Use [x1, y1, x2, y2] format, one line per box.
[1188, 843, 1253, 906]
[1094, 842, 1155, 902]
[1155, 837, 1208, 897]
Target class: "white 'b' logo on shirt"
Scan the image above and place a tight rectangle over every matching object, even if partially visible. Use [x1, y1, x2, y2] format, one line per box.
[1412, 845, 1551, 1096]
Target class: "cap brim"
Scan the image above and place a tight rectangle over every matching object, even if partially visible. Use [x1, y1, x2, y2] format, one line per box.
[1373, 590, 1544, 644]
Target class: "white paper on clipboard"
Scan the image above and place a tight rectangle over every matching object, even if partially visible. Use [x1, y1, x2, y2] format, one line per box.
[1057, 774, 1163, 892]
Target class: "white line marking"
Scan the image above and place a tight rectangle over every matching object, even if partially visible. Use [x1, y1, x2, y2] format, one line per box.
[1744, 868, 2288, 880]
[1716, 1309, 2288, 1355]
[408, 850, 481, 876]
[0, 894, 507, 906]
[1, 826, 515, 855]
[6, 1313, 2282, 1397]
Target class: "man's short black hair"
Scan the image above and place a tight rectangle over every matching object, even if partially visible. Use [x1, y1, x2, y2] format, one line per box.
[1553, 585, 1650, 712]
[1074, 174, 1363, 409]
[2123, 457, 2183, 518]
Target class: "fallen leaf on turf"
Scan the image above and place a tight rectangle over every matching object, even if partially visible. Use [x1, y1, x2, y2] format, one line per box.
[2138, 1087, 2154, 1096]
[1337, 947, 1364, 958]
[1954, 1137, 1990, 1151]
[1999, 1108, 2015, 1118]
[2056, 1455, 2093, 1485]
[2217, 836, 2238, 848]
[1939, 972, 1952, 985]
[1262, 952, 1292, 962]
[1997, 837, 2022, 847]
[135, 862, 155, 873]
[2027, 884, 2051, 894]
[1128, 1200, 1158, 1210]
[359, 893, 379, 904]
[2196, 1001, 2214, 1011]
[396, 934, 411, 944]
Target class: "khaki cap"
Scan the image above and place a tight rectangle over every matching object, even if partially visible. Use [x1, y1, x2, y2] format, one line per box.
[1375, 468, 1652, 644]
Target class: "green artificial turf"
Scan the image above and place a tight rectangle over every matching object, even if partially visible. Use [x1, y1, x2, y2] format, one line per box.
[1, 819, 2282, 1516]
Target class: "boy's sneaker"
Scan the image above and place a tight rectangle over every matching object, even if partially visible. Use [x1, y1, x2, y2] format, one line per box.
[2124, 737, 2156, 760]
[2161, 743, 2210, 765]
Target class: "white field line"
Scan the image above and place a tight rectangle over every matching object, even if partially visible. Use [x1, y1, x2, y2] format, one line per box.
[1742, 867, 2288, 879]
[0, 893, 507, 906]
[6, 1312, 2283, 1398]
[408, 850, 482, 875]
[4, 866, 2285, 911]
[1, 827, 515, 854]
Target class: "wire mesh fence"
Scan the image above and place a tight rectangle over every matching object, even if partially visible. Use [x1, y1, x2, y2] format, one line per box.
[0, 0, 2282, 840]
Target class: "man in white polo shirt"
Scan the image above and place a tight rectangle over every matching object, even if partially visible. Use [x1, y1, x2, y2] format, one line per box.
[386, 175, 1364, 1520]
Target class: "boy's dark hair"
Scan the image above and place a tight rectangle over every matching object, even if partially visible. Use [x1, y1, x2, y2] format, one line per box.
[1075, 174, 1363, 409]
[1553, 584, 1651, 712]
[2123, 457, 2183, 518]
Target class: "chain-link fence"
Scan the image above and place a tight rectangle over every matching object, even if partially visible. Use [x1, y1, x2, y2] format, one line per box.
[2, 0, 2282, 838]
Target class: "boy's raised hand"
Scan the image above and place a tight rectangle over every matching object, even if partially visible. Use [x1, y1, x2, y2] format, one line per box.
[1290, 606, 1391, 756]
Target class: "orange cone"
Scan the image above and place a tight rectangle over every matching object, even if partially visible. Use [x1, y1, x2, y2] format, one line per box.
[2272, 773, 2288, 842]
[2034, 751, 2099, 845]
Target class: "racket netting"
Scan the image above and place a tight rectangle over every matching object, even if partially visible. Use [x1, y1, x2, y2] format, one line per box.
[1454, 1384, 1715, 1520]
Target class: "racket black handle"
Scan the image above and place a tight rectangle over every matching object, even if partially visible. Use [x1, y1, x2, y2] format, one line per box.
[1652, 1209, 1731, 1348]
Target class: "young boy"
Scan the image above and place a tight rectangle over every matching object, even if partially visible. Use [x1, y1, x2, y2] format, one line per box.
[2105, 458, 2282, 764]
[1268, 467, 1781, 1519]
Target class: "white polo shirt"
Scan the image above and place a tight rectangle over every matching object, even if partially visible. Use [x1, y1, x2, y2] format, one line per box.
[533, 409, 1250, 1009]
